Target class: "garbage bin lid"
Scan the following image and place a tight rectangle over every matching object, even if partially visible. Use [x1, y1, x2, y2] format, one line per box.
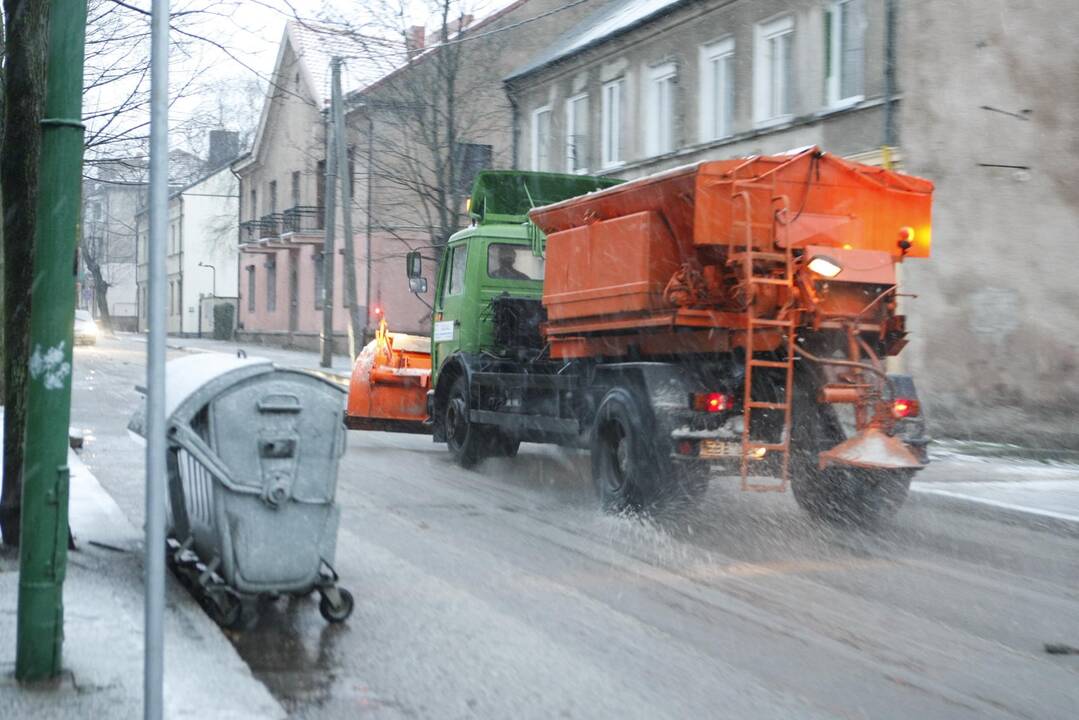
[163, 353, 275, 423]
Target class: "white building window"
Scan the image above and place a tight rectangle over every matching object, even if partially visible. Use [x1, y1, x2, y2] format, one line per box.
[645, 63, 677, 156]
[825, 0, 865, 106]
[565, 94, 589, 173]
[753, 15, 794, 125]
[601, 79, 624, 168]
[699, 38, 735, 142]
[531, 106, 552, 171]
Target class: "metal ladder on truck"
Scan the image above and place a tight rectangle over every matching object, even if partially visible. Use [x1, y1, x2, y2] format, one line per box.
[729, 189, 797, 491]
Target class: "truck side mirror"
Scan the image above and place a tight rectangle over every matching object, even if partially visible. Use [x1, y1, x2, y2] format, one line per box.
[406, 251, 422, 279]
[409, 276, 427, 294]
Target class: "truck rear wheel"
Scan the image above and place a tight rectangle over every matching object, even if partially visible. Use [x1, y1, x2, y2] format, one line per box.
[445, 376, 488, 468]
[787, 368, 913, 527]
[791, 467, 913, 527]
[591, 387, 660, 512]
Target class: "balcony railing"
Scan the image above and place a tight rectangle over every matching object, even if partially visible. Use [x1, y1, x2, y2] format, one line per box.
[240, 207, 325, 245]
[239, 219, 264, 244]
[282, 205, 325, 234]
[259, 213, 287, 239]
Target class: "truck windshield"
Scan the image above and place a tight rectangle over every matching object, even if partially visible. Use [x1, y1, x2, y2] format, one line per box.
[487, 243, 543, 281]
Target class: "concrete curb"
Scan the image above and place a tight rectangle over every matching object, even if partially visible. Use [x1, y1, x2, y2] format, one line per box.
[908, 486, 1079, 538]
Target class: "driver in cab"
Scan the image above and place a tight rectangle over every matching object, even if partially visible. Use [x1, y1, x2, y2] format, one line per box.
[490, 246, 529, 281]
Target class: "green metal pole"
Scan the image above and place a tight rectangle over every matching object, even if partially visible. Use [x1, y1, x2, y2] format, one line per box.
[16, 0, 88, 681]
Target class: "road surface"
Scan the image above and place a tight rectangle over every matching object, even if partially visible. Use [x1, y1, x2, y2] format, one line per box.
[72, 335, 1079, 719]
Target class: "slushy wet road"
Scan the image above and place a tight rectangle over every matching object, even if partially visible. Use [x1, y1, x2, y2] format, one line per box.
[73, 336, 1079, 719]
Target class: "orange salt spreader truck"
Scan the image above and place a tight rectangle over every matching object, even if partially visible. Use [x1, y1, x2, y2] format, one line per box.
[346, 147, 934, 524]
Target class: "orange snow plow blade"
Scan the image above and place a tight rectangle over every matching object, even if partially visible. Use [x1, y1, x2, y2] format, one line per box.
[345, 319, 432, 434]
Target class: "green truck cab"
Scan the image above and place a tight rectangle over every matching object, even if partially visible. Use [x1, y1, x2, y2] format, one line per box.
[405, 170, 621, 463]
[429, 222, 544, 382]
[408, 170, 621, 386]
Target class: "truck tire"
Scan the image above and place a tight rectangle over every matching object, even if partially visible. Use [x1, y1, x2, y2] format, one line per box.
[791, 467, 913, 527]
[492, 434, 521, 458]
[444, 375, 488, 468]
[787, 373, 913, 526]
[591, 387, 661, 512]
[674, 464, 711, 506]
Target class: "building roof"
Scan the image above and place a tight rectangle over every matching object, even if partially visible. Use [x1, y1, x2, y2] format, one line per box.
[288, 21, 391, 107]
[349, 0, 530, 100]
[237, 21, 391, 173]
[134, 163, 237, 218]
[505, 0, 689, 81]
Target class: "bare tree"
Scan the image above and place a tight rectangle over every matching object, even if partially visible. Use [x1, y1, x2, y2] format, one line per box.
[1, 0, 51, 544]
[335, 0, 508, 253]
[78, 0, 260, 329]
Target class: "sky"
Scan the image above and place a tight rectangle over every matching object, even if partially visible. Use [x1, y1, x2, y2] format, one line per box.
[82, 0, 517, 165]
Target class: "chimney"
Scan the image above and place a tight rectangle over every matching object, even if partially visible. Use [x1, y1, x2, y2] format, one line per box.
[454, 14, 474, 34]
[406, 25, 425, 57]
[430, 15, 473, 45]
[207, 129, 240, 170]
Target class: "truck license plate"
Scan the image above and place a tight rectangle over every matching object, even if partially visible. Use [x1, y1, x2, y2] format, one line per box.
[699, 440, 739, 458]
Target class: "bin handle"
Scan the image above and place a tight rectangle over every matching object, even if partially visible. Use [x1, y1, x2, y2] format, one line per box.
[168, 424, 259, 497]
[257, 394, 302, 413]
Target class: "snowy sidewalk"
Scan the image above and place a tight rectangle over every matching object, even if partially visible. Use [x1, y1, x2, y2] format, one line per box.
[910, 453, 1079, 535]
[124, 331, 353, 380]
[0, 435, 284, 718]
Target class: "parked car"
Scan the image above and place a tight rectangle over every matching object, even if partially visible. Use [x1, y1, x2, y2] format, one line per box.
[74, 309, 98, 345]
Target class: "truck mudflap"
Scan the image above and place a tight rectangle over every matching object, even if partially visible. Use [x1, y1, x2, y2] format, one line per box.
[344, 318, 432, 434]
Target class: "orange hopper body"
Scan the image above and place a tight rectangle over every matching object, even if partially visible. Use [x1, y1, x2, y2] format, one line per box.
[529, 146, 933, 361]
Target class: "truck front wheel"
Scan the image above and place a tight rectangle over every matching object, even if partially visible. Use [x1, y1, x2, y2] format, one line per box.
[591, 387, 660, 512]
[445, 376, 488, 468]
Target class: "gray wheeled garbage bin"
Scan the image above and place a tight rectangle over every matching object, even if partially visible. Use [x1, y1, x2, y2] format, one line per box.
[130, 353, 352, 627]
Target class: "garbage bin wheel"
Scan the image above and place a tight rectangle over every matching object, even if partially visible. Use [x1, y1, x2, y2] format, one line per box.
[206, 593, 243, 629]
[319, 588, 354, 624]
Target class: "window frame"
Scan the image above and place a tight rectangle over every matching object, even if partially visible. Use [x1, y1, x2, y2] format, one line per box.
[825, 0, 865, 108]
[265, 257, 277, 312]
[699, 37, 736, 143]
[313, 251, 324, 310]
[753, 15, 795, 127]
[246, 266, 255, 313]
[445, 245, 468, 297]
[486, 242, 545, 282]
[645, 62, 677, 157]
[564, 93, 590, 174]
[601, 78, 625, 168]
[530, 106, 552, 172]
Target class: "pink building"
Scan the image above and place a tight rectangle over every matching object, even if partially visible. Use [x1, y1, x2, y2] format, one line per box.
[233, 22, 431, 350]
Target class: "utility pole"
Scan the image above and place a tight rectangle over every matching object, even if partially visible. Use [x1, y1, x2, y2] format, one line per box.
[365, 115, 374, 343]
[320, 105, 338, 368]
[332, 58, 364, 359]
[883, 0, 898, 149]
[16, 0, 87, 681]
[144, 0, 170, 716]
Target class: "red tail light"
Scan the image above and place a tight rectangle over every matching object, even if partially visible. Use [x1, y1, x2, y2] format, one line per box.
[676, 439, 698, 456]
[892, 398, 919, 418]
[691, 392, 733, 413]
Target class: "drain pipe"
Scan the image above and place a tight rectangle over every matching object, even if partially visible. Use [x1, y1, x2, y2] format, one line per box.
[883, 0, 897, 148]
[507, 86, 520, 169]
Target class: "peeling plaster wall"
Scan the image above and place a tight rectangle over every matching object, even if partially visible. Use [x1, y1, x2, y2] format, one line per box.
[899, 0, 1079, 447]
